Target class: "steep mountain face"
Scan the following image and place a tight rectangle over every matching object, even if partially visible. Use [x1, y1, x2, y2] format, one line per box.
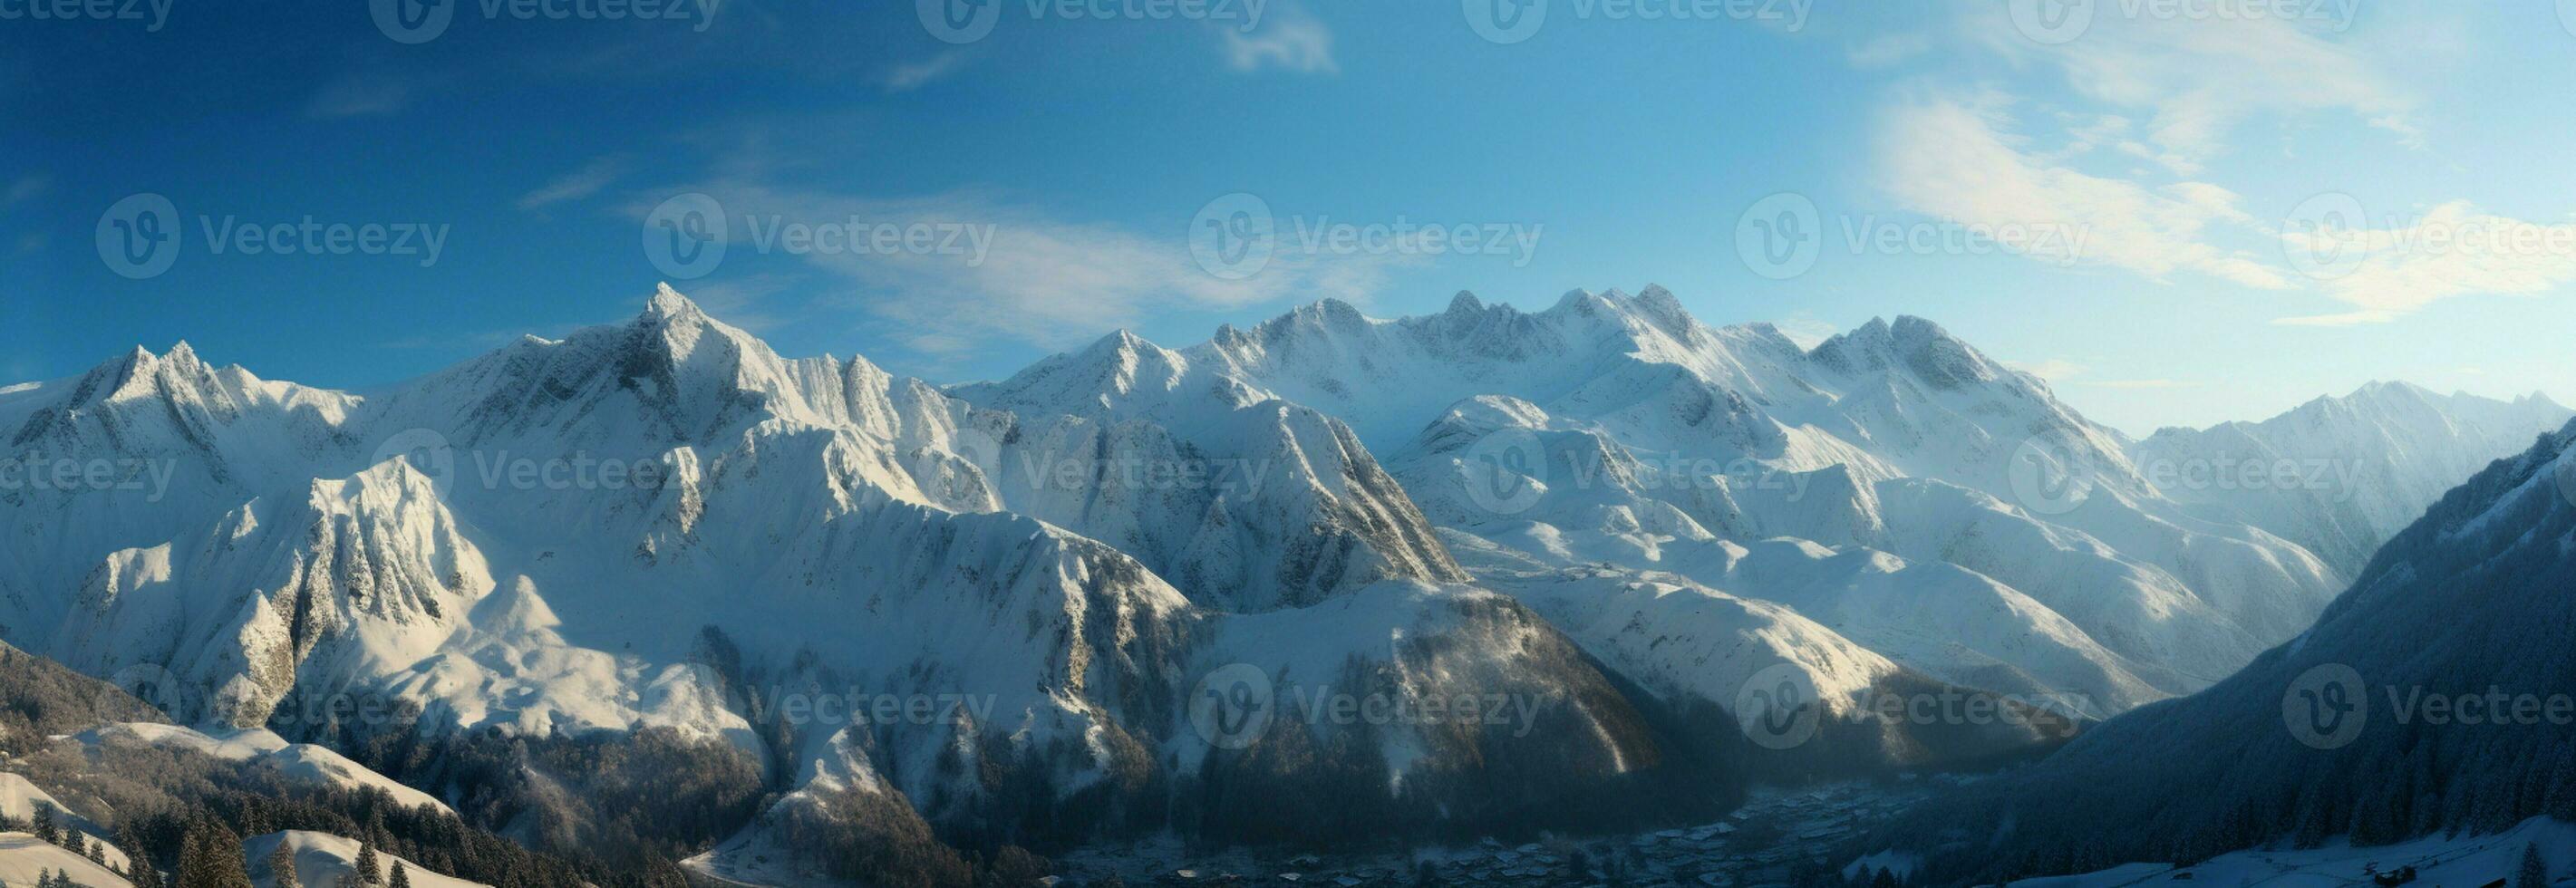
[1883, 418, 2576, 883]
[965, 287, 2356, 716]
[0, 344, 358, 641]
[2132, 381, 2570, 575]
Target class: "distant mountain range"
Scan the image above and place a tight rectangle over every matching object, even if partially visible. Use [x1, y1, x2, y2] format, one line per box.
[2, 284, 2561, 878]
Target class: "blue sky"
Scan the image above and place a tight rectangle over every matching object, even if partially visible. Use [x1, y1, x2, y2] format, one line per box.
[5, 0, 2573, 434]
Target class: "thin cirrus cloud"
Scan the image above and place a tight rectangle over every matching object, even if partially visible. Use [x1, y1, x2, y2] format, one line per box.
[518, 157, 631, 211]
[2274, 201, 2576, 326]
[1218, 5, 1337, 74]
[642, 182, 1411, 362]
[1875, 92, 2293, 291]
[880, 52, 973, 93]
[1955, 3, 2413, 176]
[307, 76, 414, 119]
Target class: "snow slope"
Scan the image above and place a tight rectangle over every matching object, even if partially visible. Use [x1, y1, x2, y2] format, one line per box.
[247, 831, 488, 888]
[2011, 816, 2576, 888]
[67, 724, 452, 815]
[0, 832, 131, 888]
[1883, 416, 2576, 883]
[2132, 381, 2569, 575]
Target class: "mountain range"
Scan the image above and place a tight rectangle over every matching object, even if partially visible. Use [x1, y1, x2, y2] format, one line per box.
[2, 284, 2564, 880]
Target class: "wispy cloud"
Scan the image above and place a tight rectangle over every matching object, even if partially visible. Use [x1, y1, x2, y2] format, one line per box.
[1220, 5, 1336, 74]
[1956, 5, 2412, 173]
[1876, 92, 2291, 290]
[518, 157, 630, 211]
[2007, 358, 2086, 382]
[2272, 202, 2576, 326]
[640, 183, 1409, 361]
[1846, 34, 1930, 68]
[307, 76, 413, 118]
[5, 175, 47, 208]
[880, 52, 973, 93]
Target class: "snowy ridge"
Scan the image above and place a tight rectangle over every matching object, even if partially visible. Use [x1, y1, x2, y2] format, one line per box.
[967, 286, 2366, 714]
[2133, 380, 2571, 574]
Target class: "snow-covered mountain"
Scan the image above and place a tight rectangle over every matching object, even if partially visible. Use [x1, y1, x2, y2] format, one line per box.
[6, 282, 2554, 875]
[2132, 381, 2569, 575]
[3, 286, 2076, 875]
[1881, 416, 2576, 883]
[961, 287, 2379, 717]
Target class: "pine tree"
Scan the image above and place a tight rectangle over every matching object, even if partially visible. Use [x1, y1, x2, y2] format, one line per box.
[118, 824, 161, 888]
[268, 842, 303, 888]
[386, 864, 410, 888]
[353, 842, 382, 887]
[87, 838, 106, 866]
[178, 820, 254, 888]
[2520, 842, 2549, 888]
[34, 805, 60, 845]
